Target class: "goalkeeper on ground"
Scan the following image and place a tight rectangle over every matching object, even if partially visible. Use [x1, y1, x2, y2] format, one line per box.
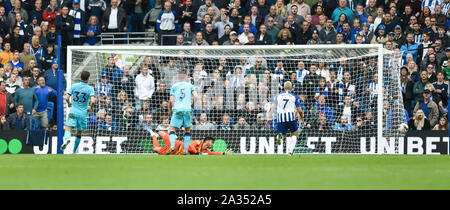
[150, 130, 232, 155]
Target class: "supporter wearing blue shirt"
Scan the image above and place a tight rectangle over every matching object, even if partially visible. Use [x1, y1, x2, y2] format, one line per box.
[84, 16, 102, 45]
[34, 76, 56, 129]
[8, 51, 24, 75]
[43, 58, 66, 91]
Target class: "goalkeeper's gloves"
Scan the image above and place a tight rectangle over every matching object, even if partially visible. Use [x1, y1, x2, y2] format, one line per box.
[224, 149, 233, 155]
[148, 129, 159, 138]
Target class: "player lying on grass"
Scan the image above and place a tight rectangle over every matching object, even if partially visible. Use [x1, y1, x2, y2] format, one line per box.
[150, 130, 233, 155]
[151, 130, 185, 155]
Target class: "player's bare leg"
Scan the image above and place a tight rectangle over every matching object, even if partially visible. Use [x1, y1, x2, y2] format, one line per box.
[276, 133, 285, 146]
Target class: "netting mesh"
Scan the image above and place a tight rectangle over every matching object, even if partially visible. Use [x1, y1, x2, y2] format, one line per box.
[68, 46, 405, 154]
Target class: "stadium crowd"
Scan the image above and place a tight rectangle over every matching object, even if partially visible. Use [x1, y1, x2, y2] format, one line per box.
[0, 0, 450, 133]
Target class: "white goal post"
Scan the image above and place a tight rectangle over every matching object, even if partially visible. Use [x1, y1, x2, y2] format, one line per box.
[66, 44, 405, 154]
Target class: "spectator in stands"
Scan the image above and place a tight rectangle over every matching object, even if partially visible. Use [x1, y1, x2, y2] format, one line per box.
[203, 23, 217, 45]
[214, 12, 233, 39]
[150, 82, 169, 110]
[29, 0, 43, 26]
[6, 103, 30, 130]
[264, 5, 281, 28]
[124, 0, 147, 43]
[134, 65, 155, 111]
[155, 115, 170, 131]
[70, 0, 89, 42]
[233, 115, 251, 130]
[178, 0, 196, 28]
[29, 66, 42, 87]
[195, 112, 215, 130]
[102, 0, 128, 44]
[0, 114, 8, 130]
[370, 24, 387, 44]
[197, 0, 219, 23]
[0, 80, 14, 116]
[84, 15, 101, 45]
[42, 44, 56, 71]
[308, 113, 332, 131]
[264, 16, 280, 44]
[19, 43, 37, 74]
[413, 70, 431, 102]
[8, 0, 28, 25]
[0, 42, 13, 65]
[217, 113, 232, 130]
[101, 56, 121, 83]
[331, 0, 353, 23]
[14, 76, 37, 116]
[43, 58, 66, 91]
[29, 36, 44, 69]
[333, 115, 354, 131]
[43, 0, 59, 26]
[5, 73, 20, 96]
[25, 16, 40, 42]
[408, 109, 431, 130]
[8, 25, 26, 53]
[34, 76, 56, 130]
[96, 74, 113, 97]
[313, 94, 335, 125]
[192, 31, 209, 46]
[138, 112, 156, 131]
[414, 89, 439, 127]
[99, 113, 118, 130]
[275, 28, 293, 45]
[296, 20, 314, 44]
[120, 106, 138, 131]
[401, 66, 415, 117]
[401, 33, 419, 64]
[319, 18, 337, 44]
[156, 1, 177, 45]
[45, 24, 57, 46]
[433, 116, 449, 130]
[8, 51, 24, 76]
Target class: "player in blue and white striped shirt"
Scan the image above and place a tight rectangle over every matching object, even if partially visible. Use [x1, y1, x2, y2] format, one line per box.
[267, 81, 304, 156]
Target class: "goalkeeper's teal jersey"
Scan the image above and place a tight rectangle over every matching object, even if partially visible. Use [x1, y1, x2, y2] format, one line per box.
[68, 82, 95, 116]
[170, 81, 195, 112]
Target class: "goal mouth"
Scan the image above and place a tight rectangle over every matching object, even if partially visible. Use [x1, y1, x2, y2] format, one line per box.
[67, 44, 406, 154]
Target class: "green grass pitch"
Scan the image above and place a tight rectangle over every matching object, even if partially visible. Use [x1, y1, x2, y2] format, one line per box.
[0, 154, 449, 190]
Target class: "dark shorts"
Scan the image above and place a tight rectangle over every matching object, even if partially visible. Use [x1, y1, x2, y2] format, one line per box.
[277, 120, 298, 135]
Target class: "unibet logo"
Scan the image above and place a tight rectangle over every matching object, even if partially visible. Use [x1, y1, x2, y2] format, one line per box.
[0, 139, 23, 154]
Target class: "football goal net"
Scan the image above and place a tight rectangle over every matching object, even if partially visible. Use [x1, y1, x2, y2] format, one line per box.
[66, 44, 406, 154]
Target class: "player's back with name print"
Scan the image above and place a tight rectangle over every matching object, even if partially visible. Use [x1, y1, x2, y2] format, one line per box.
[70, 82, 94, 115]
[171, 81, 194, 111]
[275, 92, 299, 123]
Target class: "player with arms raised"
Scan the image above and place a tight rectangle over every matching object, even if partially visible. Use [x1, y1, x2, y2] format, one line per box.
[167, 69, 198, 154]
[267, 81, 303, 156]
[61, 71, 96, 153]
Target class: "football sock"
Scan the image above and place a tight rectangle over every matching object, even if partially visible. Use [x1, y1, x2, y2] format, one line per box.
[184, 132, 191, 153]
[64, 131, 71, 141]
[169, 131, 176, 149]
[289, 136, 297, 154]
[73, 136, 81, 153]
